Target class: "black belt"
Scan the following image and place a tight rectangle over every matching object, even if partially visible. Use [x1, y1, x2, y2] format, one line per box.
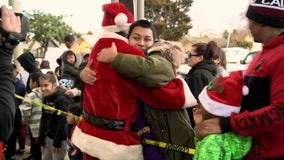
[83, 111, 125, 130]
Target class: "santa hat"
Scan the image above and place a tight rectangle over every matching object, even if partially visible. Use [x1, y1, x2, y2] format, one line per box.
[198, 70, 249, 117]
[246, 0, 284, 28]
[102, 2, 134, 33]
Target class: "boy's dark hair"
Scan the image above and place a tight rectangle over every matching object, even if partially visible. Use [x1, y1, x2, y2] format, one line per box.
[83, 53, 90, 61]
[40, 60, 50, 69]
[68, 102, 81, 117]
[66, 50, 75, 57]
[127, 19, 157, 42]
[29, 72, 44, 86]
[64, 34, 76, 42]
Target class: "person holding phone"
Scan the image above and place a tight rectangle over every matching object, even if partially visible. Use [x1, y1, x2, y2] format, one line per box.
[0, 5, 22, 159]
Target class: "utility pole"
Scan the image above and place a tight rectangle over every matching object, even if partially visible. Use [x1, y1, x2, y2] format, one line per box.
[111, 0, 145, 21]
[226, 32, 231, 49]
[137, 0, 144, 19]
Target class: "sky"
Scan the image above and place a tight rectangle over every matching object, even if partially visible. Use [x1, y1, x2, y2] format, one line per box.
[8, 0, 249, 36]
[20, 0, 110, 33]
[188, 0, 250, 36]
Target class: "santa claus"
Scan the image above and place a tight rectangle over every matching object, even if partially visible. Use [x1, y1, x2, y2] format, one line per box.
[72, 2, 190, 160]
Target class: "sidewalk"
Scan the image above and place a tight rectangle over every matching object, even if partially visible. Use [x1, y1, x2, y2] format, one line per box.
[14, 145, 30, 160]
[13, 141, 69, 160]
[14, 148, 69, 160]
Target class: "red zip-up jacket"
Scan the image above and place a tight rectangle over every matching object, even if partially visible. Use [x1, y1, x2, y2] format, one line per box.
[229, 35, 284, 159]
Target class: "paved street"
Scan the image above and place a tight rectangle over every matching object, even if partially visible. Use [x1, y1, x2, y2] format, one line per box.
[9, 139, 69, 160]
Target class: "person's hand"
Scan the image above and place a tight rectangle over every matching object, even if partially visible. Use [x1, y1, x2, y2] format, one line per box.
[65, 89, 76, 98]
[97, 42, 118, 63]
[195, 118, 222, 139]
[1, 5, 21, 33]
[193, 107, 203, 125]
[53, 146, 60, 153]
[80, 59, 96, 85]
[65, 88, 81, 97]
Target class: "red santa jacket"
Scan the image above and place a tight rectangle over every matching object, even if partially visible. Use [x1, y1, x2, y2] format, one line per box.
[72, 31, 186, 160]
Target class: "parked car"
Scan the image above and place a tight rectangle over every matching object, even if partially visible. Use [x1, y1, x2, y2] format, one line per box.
[227, 50, 259, 72]
[240, 51, 259, 64]
[223, 47, 249, 64]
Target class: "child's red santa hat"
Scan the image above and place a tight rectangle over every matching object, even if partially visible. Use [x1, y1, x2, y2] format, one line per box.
[198, 70, 249, 117]
[102, 2, 134, 33]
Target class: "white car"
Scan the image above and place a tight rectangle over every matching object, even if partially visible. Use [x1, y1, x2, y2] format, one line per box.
[226, 50, 259, 72]
[223, 47, 249, 64]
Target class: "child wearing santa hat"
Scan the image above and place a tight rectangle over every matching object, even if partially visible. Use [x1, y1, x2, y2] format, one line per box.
[193, 71, 252, 160]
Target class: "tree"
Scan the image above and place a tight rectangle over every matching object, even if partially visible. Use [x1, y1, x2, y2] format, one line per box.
[25, 10, 76, 54]
[222, 29, 253, 49]
[145, 0, 193, 41]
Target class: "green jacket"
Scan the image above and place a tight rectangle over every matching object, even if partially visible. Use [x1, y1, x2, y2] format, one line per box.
[111, 52, 175, 87]
[143, 104, 195, 160]
[193, 132, 252, 160]
[111, 50, 195, 160]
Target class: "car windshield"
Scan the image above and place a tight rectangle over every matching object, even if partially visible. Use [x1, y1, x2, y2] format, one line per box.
[242, 51, 258, 64]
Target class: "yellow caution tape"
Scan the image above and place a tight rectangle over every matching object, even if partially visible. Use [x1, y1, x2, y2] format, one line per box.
[15, 94, 82, 121]
[143, 139, 195, 155]
[16, 95, 195, 155]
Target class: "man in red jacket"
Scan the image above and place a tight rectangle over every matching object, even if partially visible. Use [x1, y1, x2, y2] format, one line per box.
[196, 0, 284, 159]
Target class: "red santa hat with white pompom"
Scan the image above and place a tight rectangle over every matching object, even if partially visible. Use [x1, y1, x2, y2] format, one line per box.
[198, 70, 249, 117]
[101, 2, 134, 33]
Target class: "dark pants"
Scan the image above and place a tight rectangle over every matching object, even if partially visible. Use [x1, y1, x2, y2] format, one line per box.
[4, 108, 21, 158]
[18, 123, 27, 150]
[28, 127, 42, 160]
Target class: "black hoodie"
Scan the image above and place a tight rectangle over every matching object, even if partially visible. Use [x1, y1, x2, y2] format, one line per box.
[184, 60, 217, 127]
[59, 50, 80, 89]
[185, 60, 217, 100]
[17, 52, 40, 73]
[17, 52, 41, 92]
[39, 88, 74, 147]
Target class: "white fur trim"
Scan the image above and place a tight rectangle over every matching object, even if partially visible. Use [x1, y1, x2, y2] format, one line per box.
[72, 126, 143, 160]
[177, 76, 197, 108]
[100, 30, 129, 43]
[242, 85, 249, 95]
[115, 13, 128, 27]
[102, 23, 131, 33]
[198, 87, 240, 117]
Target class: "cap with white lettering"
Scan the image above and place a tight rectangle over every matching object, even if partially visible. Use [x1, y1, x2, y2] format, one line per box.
[246, 0, 284, 28]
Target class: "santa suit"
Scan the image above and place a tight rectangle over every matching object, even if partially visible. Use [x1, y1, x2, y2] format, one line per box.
[72, 29, 188, 160]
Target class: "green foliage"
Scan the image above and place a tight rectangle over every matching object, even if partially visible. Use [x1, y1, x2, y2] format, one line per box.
[24, 10, 76, 54]
[222, 29, 252, 49]
[145, 0, 193, 41]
